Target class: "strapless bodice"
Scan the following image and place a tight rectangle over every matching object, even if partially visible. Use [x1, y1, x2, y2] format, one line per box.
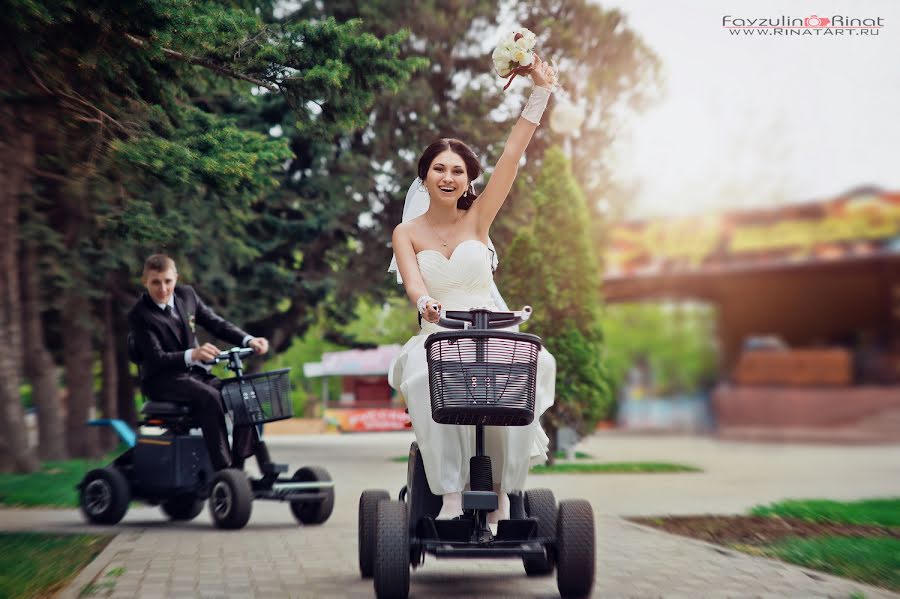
[416, 239, 496, 331]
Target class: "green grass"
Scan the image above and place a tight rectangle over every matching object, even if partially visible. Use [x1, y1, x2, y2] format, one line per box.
[0, 532, 112, 599]
[740, 498, 900, 592]
[0, 454, 119, 508]
[389, 454, 699, 475]
[750, 498, 900, 527]
[530, 462, 701, 474]
[761, 537, 900, 592]
[553, 450, 592, 459]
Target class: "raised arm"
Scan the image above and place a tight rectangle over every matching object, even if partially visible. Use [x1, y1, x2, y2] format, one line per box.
[473, 56, 557, 232]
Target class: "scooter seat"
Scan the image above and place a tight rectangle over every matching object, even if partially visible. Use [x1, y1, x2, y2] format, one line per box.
[142, 401, 192, 417]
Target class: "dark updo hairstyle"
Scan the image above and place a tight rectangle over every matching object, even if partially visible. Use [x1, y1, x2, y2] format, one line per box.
[417, 138, 482, 210]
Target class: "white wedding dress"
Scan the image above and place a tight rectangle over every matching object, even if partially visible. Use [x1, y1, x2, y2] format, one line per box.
[388, 239, 556, 496]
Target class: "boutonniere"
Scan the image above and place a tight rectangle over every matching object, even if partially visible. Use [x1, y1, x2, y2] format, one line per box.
[189, 314, 196, 333]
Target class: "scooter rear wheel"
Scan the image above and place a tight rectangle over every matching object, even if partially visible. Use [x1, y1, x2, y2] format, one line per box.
[359, 489, 390, 578]
[162, 493, 205, 521]
[289, 466, 335, 525]
[523, 488, 556, 576]
[80, 467, 130, 525]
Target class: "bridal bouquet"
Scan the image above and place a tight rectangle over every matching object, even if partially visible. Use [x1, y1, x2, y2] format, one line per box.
[492, 28, 538, 90]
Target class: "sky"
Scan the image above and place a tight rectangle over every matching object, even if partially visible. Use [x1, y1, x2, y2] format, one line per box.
[600, 0, 900, 218]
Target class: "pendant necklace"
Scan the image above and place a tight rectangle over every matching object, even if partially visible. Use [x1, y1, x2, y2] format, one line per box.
[425, 211, 459, 247]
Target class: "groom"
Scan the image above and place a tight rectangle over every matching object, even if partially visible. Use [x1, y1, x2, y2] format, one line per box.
[128, 254, 269, 470]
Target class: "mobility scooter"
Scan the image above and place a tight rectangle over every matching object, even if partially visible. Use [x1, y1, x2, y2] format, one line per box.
[359, 307, 596, 598]
[78, 344, 334, 530]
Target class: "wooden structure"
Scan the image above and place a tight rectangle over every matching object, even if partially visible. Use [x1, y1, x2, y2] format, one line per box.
[603, 190, 900, 441]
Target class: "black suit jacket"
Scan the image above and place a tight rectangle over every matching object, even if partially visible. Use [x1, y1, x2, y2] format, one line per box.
[128, 285, 250, 398]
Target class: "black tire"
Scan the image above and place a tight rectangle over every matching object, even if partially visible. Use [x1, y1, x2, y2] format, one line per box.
[556, 499, 596, 598]
[79, 467, 130, 525]
[208, 468, 253, 530]
[161, 494, 205, 521]
[359, 489, 390, 578]
[374, 499, 410, 599]
[523, 488, 556, 576]
[289, 466, 335, 525]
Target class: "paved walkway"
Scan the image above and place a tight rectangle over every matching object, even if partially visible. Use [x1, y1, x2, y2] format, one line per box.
[2, 431, 898, 598]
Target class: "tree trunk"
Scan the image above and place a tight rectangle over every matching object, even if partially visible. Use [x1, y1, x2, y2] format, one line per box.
[112, 277, 138, 427]
[99, 292, 119, 451]
[543, 417, 557, 466]
[62, 289, 99, 458]
[21, 243, 67, 460]
[0, 112, 40, 473]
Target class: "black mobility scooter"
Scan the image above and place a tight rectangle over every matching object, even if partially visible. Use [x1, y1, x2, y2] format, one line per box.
[78, 345, 334, 530]
[359, 307, 596, 598]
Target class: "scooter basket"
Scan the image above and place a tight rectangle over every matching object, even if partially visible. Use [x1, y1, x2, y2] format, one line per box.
[220, 368, 292, 426]
[425, 330, 541, 426]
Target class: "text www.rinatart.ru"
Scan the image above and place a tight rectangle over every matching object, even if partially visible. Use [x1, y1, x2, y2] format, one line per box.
[729, 29, 879, 36]
[723, 15, 883, 36]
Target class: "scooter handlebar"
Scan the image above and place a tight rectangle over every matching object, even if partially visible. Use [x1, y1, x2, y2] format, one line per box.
[203, 346, 255, 365]
[435, 305, 533, 330]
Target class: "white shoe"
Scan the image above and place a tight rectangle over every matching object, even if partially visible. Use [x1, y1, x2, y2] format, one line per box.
[487, 491, 510, 531]
[436, 492, 463, 520]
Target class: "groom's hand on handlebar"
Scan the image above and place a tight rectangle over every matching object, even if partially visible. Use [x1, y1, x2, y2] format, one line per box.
[248, 337, 269, 355]
[192, 342, 220, 363]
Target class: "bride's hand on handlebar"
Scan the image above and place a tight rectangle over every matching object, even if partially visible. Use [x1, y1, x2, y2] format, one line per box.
[424, 301, 442, 324]
[248, 337, 269, 355]
[192, 342, 220, 363]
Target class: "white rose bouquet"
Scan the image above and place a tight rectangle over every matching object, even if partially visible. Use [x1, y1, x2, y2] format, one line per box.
[492, 28, 538, 90]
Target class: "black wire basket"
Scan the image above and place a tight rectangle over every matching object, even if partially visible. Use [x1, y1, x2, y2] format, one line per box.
[425, 330, 541, 426]
[220, 368, 293, 426]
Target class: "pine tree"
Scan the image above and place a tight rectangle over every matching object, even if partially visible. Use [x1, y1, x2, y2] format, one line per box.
[0, 1, 417, 466]
[497, 147, 612, 454]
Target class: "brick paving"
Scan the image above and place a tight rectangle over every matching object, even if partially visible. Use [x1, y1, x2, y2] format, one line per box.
[1, 431, 897, 598]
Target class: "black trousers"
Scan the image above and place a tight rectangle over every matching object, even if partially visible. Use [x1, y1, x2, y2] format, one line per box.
[150, 370, 257, 470]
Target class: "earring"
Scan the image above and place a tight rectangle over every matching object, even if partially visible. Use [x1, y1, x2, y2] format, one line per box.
[417, 179, 426, 192]
[467, 183, 475, 197]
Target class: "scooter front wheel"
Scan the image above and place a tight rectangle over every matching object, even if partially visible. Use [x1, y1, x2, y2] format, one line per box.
[373, 499, 410, 599]
[208, 468, 252, 529]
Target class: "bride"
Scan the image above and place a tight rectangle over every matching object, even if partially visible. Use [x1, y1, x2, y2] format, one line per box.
[388, 55, 558, 525]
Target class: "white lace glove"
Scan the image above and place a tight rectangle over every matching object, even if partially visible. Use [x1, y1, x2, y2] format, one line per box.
[417, 295, 436, 315]
[521, 85, 553, 125]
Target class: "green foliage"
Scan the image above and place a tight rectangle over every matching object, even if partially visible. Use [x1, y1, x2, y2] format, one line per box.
[514, 0, 662, 229]
[498, 147, 612, 433]
[336, 296, 420, 346]
[265, 311, 343, 417]
[0, 533, 112, 599]
[602, 302, 718, 397]
[19, 384, 33, 409]
[750, 498, 900, 527]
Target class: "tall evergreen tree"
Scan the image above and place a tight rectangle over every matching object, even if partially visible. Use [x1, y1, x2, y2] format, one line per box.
[497, 147, 612, 454]
[0, 1, 416, 466]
